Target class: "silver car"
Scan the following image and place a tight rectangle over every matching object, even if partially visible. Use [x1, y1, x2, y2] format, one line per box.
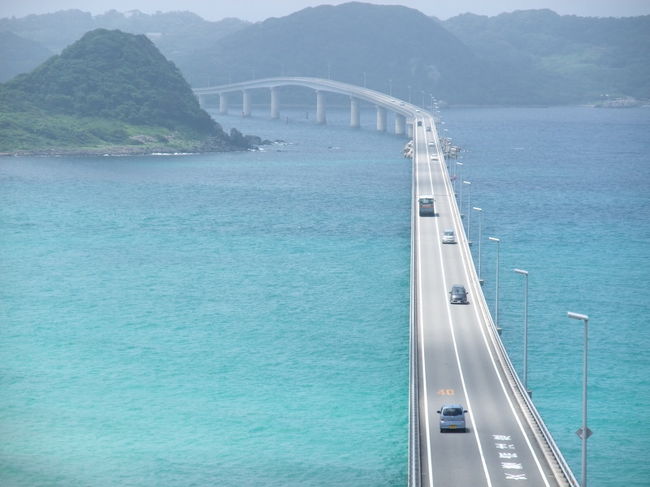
[442, 229, 456, 244]
[449, 285, 468, 304]
[437, 404, 468, 432]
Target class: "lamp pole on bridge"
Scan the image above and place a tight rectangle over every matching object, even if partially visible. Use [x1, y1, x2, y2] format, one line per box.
[389, 78, 392, 96]
[463, 181, 472, 241]
[567, 311, 591, 487]
[514, 268, 530, 393]
[455, 162, 463, 200]
[488, 237, 500, 333]
[473, 207, 483, 282]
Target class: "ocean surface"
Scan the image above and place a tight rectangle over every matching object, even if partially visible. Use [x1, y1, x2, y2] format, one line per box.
[1, 105, 648, 486]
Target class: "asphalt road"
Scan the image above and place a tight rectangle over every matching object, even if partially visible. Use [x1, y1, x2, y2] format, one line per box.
[412, 117, 560, 487]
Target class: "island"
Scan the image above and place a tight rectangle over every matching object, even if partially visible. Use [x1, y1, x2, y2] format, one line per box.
[0, 28, 260, 156]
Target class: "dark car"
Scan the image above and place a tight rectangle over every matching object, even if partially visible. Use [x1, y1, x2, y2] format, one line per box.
[418, 196, 435, 217]
[437, 404, 468, 432]
[449, 285, 468, 304]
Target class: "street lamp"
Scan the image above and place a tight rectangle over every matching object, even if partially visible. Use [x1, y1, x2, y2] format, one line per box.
[567, 311, 591, 487]
[389, 78, 392, 96]
[463, 181, 472, 237]
[514, 269, 529, 393]
[488, 237, 500, 332]
[455, 162, 463, 198]
[473, 207, 483, 281]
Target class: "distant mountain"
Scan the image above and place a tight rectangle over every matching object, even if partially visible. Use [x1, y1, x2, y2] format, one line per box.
[180, 2, 498, 105]
[0, 31, 52, 82]
[444, 9, 650, 102]
[2, 4, 648, 105]
[0, 9, 248, 82]
[0, 29, 254, 153]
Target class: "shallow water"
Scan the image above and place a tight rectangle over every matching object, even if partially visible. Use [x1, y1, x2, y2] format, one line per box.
[1, 106, 648, 486]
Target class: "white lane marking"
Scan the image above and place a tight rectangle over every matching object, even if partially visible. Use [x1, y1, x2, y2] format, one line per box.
[414, 123, 435, 487]
[437, 128, 552, 486]
[422, 129, 493, 487]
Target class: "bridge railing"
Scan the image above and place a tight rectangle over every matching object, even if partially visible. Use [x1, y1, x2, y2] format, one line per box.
[430, 119, 579, 487]
[408, 147, 421, 487]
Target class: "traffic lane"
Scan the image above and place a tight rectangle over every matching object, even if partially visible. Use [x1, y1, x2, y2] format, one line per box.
[448, 296, 552, 486]
[416, 149, 491, 486]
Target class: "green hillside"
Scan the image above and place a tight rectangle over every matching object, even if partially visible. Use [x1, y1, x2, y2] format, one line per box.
[0, 29, 254, 154]
[443, 10, 650, 102]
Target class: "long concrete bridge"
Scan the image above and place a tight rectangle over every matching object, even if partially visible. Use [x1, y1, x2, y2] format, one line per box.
[194, 77, 579, 486]
[194, 76, 421, 135]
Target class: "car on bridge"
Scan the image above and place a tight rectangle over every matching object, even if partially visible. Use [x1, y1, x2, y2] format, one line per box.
[418, 196, 435, 217]
[449, 285, 468, 304]
[437, 404, 468, 432]
[442, 229, 456, 244]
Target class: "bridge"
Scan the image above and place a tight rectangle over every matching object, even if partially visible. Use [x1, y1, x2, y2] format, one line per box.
[194, 77, 579, 486]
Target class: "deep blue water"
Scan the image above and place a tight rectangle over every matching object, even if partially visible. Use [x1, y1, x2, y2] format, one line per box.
[1, 106, 648, 486]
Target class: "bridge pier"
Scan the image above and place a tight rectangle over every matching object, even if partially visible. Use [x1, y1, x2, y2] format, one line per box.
[395, 114, 406, 135]
[197, 94, 206, 108]
[407, 122, 414, 138]
[242, 90, 252, 117]
[350, 97, 360, 128]
[219, 93, 229, 115]
[376, 106, 387, 132]
[316, 90, 327, 125]
[270, 87, 280, 119]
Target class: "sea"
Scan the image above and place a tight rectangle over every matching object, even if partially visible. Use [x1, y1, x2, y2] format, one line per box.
[1, 105, 648, 487]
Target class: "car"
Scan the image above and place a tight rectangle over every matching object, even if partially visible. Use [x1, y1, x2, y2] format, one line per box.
[426, 126, 432, 132]
[449, 285, 468, 304]
[442, 229, 456, 244]
[418, 196, 435, 217]
[437, 404, 468, 432]
[417, 120, 423, 127]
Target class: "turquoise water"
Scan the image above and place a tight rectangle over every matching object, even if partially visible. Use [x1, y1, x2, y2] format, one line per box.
[1, 106, 649, 486]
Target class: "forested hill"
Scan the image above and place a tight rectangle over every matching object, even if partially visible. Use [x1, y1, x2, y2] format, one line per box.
[6, 28, 215, 134]
[0, 29, 255, 153]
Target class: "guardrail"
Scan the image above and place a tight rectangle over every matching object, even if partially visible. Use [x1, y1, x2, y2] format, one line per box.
[408, 135, 421, 487]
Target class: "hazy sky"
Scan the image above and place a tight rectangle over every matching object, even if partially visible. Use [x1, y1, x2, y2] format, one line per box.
[1, 0, 649, 21]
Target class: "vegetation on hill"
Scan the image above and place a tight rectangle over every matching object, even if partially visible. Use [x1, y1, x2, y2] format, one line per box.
[0, 28, 256, 154]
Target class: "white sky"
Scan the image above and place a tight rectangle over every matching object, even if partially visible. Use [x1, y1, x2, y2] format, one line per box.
[1, 0, 649, 21]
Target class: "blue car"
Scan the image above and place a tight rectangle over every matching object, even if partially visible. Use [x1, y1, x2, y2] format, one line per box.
[437, 404, 468, 432]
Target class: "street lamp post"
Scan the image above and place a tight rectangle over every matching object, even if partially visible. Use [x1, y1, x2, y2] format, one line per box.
[514, 269, 529, 393]
[455, 162, 463, 199]
[473, 207, 483, 281]
[488, 237, 500, 332]
[463, 181, 472, 237]
[567, 311, 591, 487]
[389, 78, 392, 96]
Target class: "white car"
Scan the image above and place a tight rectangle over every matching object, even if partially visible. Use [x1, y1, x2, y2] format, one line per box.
[442, 229, 456, 244]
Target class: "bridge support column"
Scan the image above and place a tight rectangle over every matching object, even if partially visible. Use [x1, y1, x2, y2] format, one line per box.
[197, 94, 206, 108]
[350, 97, 360, 128]
[270, 87, 280, 119]
[316, 90, 326, 125]
[376, 106, 387, 132]
[242, 90, 252, 117]
[407, 122, 414, 138]
[395, 114, 406, 135]
[219, 93, 229, 115]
